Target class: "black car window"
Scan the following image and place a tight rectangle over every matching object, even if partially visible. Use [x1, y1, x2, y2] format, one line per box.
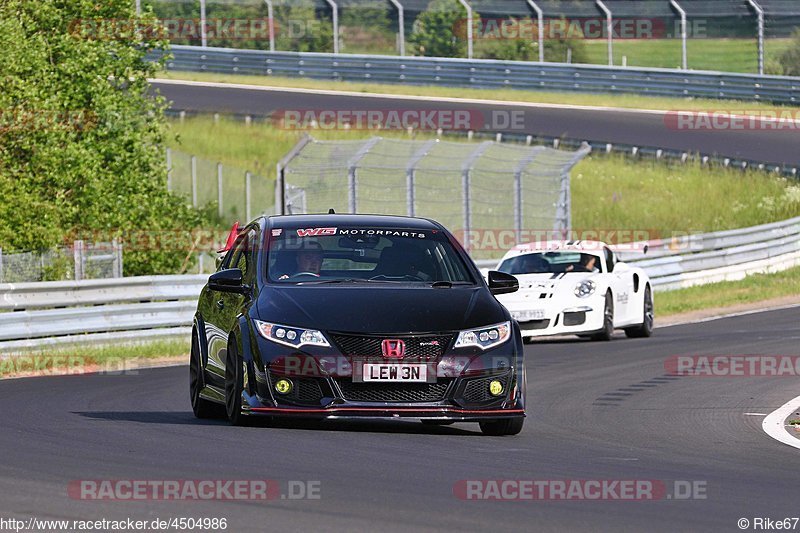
[266, 227, 474, 284]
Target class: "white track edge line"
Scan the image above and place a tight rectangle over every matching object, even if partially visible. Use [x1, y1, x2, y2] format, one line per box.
[762, 394, 800, 450]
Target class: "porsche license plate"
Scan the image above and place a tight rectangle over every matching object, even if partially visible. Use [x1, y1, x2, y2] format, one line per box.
[362, 363, 427, 382]
[513, 309, 545, 321]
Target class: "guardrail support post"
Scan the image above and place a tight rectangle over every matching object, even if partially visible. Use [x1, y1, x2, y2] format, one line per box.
[670, 0, 687, 70]
[526, 0, 544, 63]
[595, 0, 613, 66]
[324, 0, 340, 54]
[458, 0, 473, 59]
[264, 0, 275, 52]
[747, 0, 764, 75]
[388, 0, 405, 56]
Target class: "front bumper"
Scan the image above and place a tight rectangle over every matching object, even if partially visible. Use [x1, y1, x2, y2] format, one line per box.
[244, 405, 525, 421]
[509, 301, 605, 337]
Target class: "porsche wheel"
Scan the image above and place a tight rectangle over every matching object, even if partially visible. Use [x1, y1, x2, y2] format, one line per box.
[625, 285, 654, 338]
[591, 292, 614, 341]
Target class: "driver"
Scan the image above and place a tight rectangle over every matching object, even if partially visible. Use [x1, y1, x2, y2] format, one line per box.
[279, 241, 324, 279]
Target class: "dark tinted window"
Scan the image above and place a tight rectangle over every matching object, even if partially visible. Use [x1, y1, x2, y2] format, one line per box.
[266, 227, 473, 283]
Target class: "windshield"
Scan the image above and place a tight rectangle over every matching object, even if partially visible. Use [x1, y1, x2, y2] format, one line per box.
[266, 226, 474, 284]
[498, 251, 601, 275]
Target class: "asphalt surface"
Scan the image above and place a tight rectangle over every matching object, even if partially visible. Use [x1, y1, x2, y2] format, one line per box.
[151, 81, 800, 167]
[1, 308, 799, 531]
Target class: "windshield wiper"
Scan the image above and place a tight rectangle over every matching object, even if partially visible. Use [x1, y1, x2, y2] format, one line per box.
[296, 278, 392, 285]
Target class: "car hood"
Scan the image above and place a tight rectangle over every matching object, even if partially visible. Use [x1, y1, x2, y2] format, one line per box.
[256, 284, 507, 333]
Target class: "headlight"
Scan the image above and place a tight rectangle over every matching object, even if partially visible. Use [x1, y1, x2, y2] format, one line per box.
[574, 279, 596, 298]
[454, 321, 511, 351]
[254, 320, 330, 349]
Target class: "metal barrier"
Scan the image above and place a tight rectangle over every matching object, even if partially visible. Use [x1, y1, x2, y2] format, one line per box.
[1, 216, 799, 352]
[152, 45, 800, 105]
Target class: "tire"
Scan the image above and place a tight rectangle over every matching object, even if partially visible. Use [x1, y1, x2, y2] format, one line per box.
[590, 292, 614, 341]
[224, 338, 249, 426]
[625, 285, 654, 338]
[479, 417, 525, 436]
[190, 330, 224, 419]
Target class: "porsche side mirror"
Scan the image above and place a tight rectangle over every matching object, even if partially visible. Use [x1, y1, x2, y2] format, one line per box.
[488, 270, 519, 295]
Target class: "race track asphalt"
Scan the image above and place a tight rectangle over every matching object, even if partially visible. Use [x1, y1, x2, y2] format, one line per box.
[1, 307, 798, 532]
[151, 80, 800, 167]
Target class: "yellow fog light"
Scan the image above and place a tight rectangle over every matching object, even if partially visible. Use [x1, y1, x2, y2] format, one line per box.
[489, 380, 504, 396]
[274, 378, 293, 395]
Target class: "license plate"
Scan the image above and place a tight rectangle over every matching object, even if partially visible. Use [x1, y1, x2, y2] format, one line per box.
[513, 309, 545, 321]
[362, 363, 427, 382]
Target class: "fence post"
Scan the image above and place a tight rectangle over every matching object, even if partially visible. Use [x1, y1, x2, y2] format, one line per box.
[217, 163, 224, 218]
[200, 0, 208, 48]
[111, 238, 122, 278]
[191, 155, 198, 207]
[747, 0, 765, 75]
[73, 240, 84, 282]
[0, 247, 3, 283]
[461, 142, 493, 253]
[387, 0, 405, 56]
[596, 0, 613, 66]
[166, 148, 173, 191]
[245, 171, 252, 221]
[457, 0, 473, 59]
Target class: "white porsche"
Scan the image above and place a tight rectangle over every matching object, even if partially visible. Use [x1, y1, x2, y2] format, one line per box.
[492, 240, 653, 341]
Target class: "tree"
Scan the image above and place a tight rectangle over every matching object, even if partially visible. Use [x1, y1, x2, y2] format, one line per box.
[409, 0, 469, 58]
[0, 0, 211, 275]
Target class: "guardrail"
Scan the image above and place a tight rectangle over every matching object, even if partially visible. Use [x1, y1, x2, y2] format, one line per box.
[2, 217, 799, 352]
[152, 45, 800, 105]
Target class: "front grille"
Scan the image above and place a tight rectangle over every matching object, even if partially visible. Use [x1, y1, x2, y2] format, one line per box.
[518, 319, 550, 330]
[462, 374, 510, 404]
[335, 379, 452, 403]
[267, 371, 325, 406]
[330, 333, 453, 359]
[563, 311, 586, 326]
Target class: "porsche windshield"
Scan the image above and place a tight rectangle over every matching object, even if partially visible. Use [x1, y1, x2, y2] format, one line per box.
[498, 251, 602, 275]
[266, 227, 474, 284]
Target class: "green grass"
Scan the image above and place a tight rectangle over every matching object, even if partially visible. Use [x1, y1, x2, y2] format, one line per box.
[0, 340, 188, 378]
[168, 115, 800, 241]
[655, 265, 800, 316]
[582, 38, 792, 73]
[158, 70, 799, 113]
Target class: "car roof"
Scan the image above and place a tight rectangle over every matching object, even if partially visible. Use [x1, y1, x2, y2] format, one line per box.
[267, 213, 442, 231]
[501, 240, 608, 260]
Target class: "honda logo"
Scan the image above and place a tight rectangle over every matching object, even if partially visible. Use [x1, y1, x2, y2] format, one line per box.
[381, 339, 406, 359]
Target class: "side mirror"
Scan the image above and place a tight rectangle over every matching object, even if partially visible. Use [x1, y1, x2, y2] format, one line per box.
[487, 270, 519, 295]
[208, 268, 247, 293]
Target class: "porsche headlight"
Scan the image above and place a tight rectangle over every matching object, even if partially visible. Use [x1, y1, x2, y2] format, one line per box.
[255, 320, 330, 349]
[454, 321, 511, 351]
[574, 279, 596, 298]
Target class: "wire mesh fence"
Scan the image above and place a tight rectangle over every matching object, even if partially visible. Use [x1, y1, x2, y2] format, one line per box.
[166, 148, 276, 221]
[0, 241, 123, 283]
[278, 136, 590, 259]
[135, 0, 797, 73]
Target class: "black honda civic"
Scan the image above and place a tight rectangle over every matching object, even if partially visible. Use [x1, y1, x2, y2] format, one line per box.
[190, 214, 526, 435]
